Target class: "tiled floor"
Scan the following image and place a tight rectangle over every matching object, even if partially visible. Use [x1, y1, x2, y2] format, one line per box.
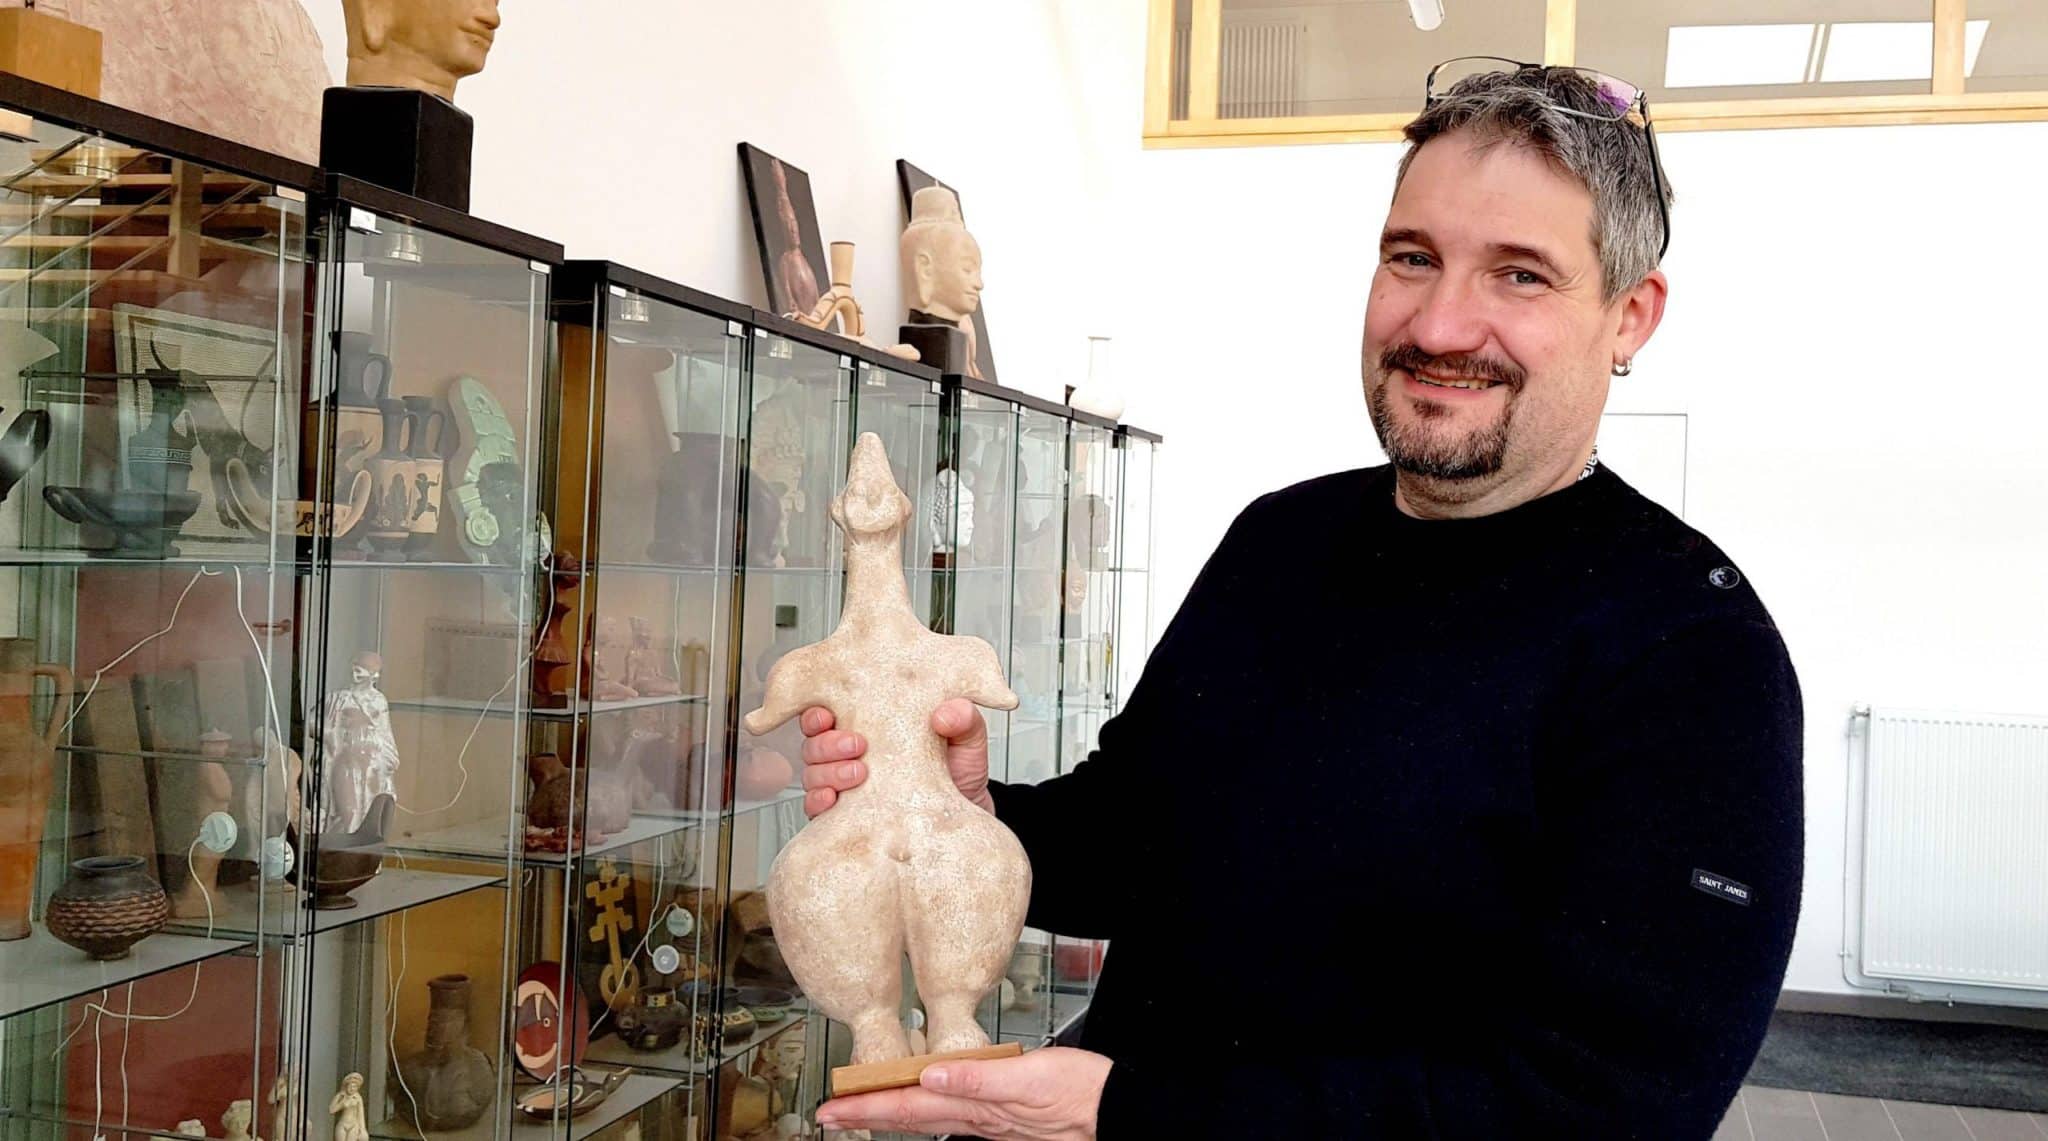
[1717, 1086, 2048, 1141]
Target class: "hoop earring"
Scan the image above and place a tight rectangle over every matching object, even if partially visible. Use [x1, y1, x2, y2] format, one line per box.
[1611, 359, 1633, 377]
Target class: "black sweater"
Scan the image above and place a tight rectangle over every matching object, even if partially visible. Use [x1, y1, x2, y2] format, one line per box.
[989, 464, 1804, 1140]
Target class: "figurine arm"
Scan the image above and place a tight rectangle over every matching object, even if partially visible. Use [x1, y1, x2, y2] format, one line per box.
[742, 644, 831, 735]
[946, 635, 1018, 711]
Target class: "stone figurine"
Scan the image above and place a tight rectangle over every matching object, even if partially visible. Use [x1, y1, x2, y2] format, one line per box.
[341, 0, 500, 102]
[623, 617, 684, 697]
[329, 1074, 368, 1141]
[591, 616, 638, 702]
[742, 432, 1028, 1065]
[900, 187, 987, 379]
[789, 242, 920, 362]
[321, 652, 400, 836]
[170, 730, 235, 919]
[222, 1098, 256, 1141]
[268, 1075, 294, 1141]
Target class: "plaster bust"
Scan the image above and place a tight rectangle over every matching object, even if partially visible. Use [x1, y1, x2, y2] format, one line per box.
[901, 187, 984, 324]
[342, 0, 501, 101]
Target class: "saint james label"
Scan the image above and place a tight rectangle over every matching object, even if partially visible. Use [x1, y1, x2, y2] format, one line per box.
[1692, 869, 1752, 906]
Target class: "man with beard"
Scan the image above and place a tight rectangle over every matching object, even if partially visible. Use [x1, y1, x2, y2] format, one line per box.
[798, 63, 1803, 1140]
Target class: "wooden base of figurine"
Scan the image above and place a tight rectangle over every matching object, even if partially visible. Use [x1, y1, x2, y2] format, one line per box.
[829, 1042, 1022, 1098]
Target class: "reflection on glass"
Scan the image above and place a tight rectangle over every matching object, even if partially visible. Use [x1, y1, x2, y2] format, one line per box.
[1964, 0, 2046, 93]
[1579, 0, 1938, 105]
[1213, 0, 1546, 118]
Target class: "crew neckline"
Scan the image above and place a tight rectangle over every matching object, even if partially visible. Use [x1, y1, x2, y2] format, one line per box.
[1369, 462, 1623, 540]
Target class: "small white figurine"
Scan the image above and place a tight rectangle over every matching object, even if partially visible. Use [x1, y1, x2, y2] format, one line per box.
[269, 1074, 294, 1141]
[329, 1074, 368, 1141]
[321, 653, 399, 835]
[222, 1097, 256, 1141]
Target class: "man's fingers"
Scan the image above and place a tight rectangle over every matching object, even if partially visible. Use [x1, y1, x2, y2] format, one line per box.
[923, 1056, 1036, 1102]
[801, 760, 865, 792]
[814, 1088, 992, 1137]
[802, 730, 867, 768]
[931, 698, 986, 746]
[804, 787, 836, 819]
[800, 706, 836, 736]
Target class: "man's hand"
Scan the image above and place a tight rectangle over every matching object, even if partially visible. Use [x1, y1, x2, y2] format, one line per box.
[814, 1048, 1111, 1140]
[798, 699, 994, 817]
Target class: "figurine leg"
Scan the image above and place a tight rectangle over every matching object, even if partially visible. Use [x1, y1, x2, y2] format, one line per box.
[900, 817, 1029, 1055]
[766, 827, 911, 1065]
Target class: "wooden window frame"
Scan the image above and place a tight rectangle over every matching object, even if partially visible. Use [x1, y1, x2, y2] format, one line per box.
[1144, 0, 2048, 149]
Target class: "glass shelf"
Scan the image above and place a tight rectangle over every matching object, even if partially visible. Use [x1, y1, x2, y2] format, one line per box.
[0, 927, 250, 1020]
[0, 550, 531, 573]
[1050, 990, 1091, 1041]
[161, 869, 503, 941]
[393, 812, 709, 865]
[636, 786, 805, 825]
[391, 694, 709, 721]
[369, 1073, 681, 1141]
[584, 1003, 809, 1077]
[58, 742, 278, 770]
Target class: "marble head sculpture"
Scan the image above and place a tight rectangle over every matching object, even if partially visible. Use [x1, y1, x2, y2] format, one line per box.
[901, 187, 985, 325]
[342, 0, 501, 101]
[742, 432, 1028, 1065]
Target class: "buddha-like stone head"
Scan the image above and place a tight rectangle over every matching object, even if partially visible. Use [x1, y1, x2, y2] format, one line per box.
[342, 0, 501, 102]
[900, 186, 984, 324]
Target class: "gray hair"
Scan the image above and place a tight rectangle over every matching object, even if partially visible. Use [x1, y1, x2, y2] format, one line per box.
[1395, 67, 1672, 304]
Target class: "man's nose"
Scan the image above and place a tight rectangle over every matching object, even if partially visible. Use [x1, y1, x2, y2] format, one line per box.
[1408, 276, 1489, 356]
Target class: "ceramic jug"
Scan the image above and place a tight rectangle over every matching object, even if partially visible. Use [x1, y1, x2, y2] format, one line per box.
[0, 637, 75, 941]
[332, 332, 392, 408]
[392, 974, 495, 1129]
[363, 398, 414, 556]
[127, 371, 195, 496]
[399, 395, 448, 560]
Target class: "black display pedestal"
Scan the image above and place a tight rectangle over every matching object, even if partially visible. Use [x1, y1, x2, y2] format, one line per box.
[320, 86, 473, 213]
[899, 322, 970, 376]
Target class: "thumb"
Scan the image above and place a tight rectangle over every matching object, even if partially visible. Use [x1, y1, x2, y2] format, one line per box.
[921, 1058, 1031, 1101]
[932, 698, 985, 748]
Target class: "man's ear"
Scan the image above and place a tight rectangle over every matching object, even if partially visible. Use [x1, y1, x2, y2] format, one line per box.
[1612, 269, 1668, 368]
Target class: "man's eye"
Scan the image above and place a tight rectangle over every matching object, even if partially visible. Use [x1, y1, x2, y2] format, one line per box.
[1509, 269, 1548, 287]
[1388, 252, 1431, 268]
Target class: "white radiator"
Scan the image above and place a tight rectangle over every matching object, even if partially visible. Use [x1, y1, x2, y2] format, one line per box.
[1852, 705, 2048, 993]
[1173, 17, 1305, 120]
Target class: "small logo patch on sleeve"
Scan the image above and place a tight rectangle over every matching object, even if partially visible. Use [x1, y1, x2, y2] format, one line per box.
[1692, 869, 1752, 906]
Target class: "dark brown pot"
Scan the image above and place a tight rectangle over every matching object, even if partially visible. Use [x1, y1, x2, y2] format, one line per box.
[45, 856, 167, 960]
[393, 973, 495, 1130]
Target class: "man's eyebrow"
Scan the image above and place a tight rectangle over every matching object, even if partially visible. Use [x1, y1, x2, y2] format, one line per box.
[1380, 227, 1430, 250]
[1493, 242, 1569, 280]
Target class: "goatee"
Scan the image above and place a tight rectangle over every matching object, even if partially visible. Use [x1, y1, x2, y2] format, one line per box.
[1367, 343, 1524, 480]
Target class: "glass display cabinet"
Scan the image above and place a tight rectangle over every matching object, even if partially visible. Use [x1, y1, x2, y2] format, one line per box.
[0, 72, 314, 1141]
[532, 262, 763, 1141]
[299, 179, 556, 1141]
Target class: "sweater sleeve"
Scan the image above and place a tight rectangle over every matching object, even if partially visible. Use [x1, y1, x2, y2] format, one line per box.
[1094, 616, 1805, 1139]
[987, 495, 1271, 939]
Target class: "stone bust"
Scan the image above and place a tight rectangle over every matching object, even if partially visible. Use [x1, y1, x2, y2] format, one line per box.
[900, 186, 985, 325]
[341, 0, 501, 101]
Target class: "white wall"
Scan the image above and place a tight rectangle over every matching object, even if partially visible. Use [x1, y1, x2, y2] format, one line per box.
[1115, 121, 2048, 998]
[300, 0, 1148, 395]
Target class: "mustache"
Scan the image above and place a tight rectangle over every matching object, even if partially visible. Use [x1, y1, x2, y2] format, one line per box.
[1378, 344, 1527, 392]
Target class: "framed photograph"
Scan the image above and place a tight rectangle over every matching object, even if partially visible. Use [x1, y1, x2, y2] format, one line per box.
[111, 303, 286, 552]
[739, 143, 831, 320]
[897, 160, 999, 384]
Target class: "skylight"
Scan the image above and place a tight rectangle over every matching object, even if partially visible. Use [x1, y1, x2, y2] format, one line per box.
[1666, 19, 1991, 89]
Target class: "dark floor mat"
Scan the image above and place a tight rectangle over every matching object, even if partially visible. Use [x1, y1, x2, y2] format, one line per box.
[1746, 1010, 2048, 1113]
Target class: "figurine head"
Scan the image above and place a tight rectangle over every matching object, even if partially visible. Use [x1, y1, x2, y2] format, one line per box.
[341, 1073, 365, 1095]
[597, 614, 623, 645]
[901, 187, 984, 323]
[350, 651, 384, 688]
[342, 0, 502, 102]
[830, 433, 913, 540]
[630, 616, 655, 642]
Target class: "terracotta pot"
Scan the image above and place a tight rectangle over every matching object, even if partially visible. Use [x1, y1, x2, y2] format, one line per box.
[393, 973, 495, 1130]
[45, 856, 168, 960]
[0, 640, 73, 941]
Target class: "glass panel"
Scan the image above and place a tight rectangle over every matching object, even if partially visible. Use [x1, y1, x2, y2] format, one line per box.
[0, 103, 303, 1141]
[730, 331, 849, 1136]
[530, 278, 748, 1138]
[1113, 437, 1157, 719]
[1006, 407, 1068, 789]
[301, 205, 546, 1141]
[1216, 0, 1547, 118]
[1578, 0, 1937, 106]
[1964, 0, 2046, 93]
[1172, 0, 1193, 118]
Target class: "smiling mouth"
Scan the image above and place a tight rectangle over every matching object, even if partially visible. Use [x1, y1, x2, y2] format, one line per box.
[1411, 370, 1501, 392]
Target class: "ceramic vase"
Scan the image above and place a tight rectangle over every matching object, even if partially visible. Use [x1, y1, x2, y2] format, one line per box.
[128, 372, 195, 497]
[614, 985, 686, 1052]
[45, 856, 168, 960]
[393, 973, 495, 1130]
[363, 398, 414, 556]
[332, 332, 392, 408]
[0, 639, 73, 941]
[400, 395, 448, 561]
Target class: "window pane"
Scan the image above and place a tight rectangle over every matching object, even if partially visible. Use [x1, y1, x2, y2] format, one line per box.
[1173, 0, 1192, 119]
[1212, 0, 1547, 119]
[1577, 0, 1935, 106]
[1966, 0, 2048, 93]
